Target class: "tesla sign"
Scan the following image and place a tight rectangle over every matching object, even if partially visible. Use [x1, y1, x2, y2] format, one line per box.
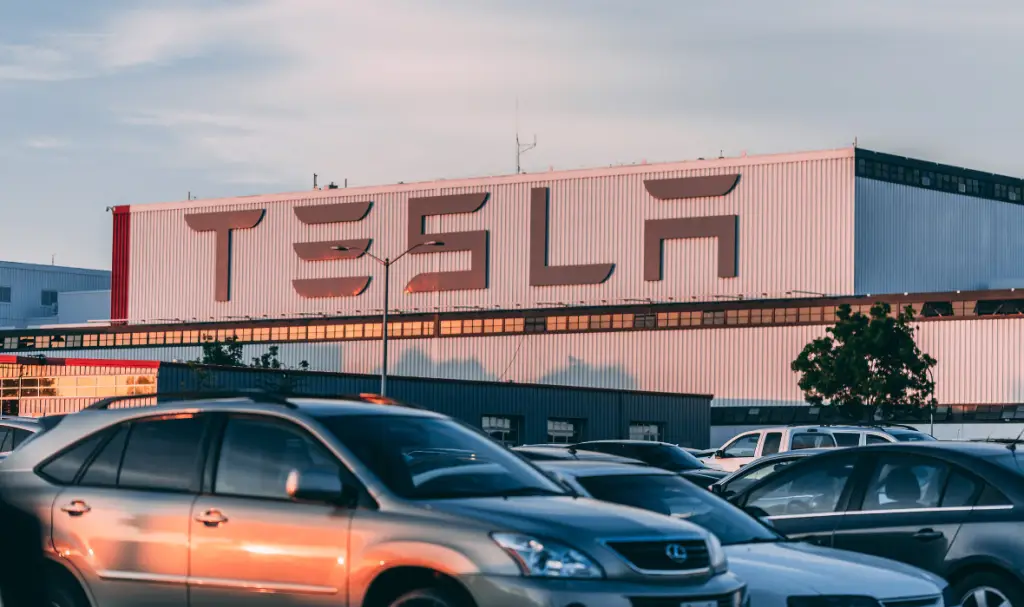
[184, 174, 741, 302]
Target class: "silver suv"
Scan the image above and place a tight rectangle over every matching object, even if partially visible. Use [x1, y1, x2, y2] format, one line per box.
[0, 391, 747, 607]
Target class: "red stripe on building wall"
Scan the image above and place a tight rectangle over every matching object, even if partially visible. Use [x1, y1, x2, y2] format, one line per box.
[0, 355, 161, 369]
[111, 206, 131, 323]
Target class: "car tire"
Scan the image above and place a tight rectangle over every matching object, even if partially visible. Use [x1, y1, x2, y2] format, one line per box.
[387, 586, 471, 607]
[45, 569, 90, 607]
[953, 570, 1024, 607]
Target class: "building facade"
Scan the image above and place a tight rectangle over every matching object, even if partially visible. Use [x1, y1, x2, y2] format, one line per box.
[0, 262, 111, 328]
[4, 146, 1024, 443]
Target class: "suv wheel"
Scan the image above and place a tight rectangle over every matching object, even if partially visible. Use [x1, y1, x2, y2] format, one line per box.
[388, 587, 469, 607]
[46, 571, 89, 607]
[954, 571, 1024, 607]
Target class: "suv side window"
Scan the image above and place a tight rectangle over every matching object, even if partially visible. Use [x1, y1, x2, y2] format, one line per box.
[865, 434, 890, 445]
[744, 455, 857, 516]
[721, 434, 760, 458]
[214, 416, 343, 501]
[761, 432, 782, 456]
[0, 429, 14, 452]
[10, 428, 32, 449]
[833, 432, 860, 447]
[80, 425, 130, 487]
[791, 432, 836, 450]
[38, 433, 108, 484]
[118, 415, 208, 492]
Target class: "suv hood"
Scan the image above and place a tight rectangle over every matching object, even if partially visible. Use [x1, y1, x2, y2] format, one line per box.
[423, 495, 709, 540]
[725, 542, 944, 601]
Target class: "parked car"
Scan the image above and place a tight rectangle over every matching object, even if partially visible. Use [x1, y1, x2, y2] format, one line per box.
[512, 445, 647, 465]
[0, 391, 748, 607]
[704, 423, 936, 472]
[709, 448, 832, 498]
[569, 440, 729, 487]
[0, 414, 65, 459]
[724, 440, 1024, 607]
[537, 459, 951, 607]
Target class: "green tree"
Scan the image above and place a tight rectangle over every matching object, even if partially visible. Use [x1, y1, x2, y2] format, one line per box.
[194, 337, 245, 366]
[791, 302, 938, 422]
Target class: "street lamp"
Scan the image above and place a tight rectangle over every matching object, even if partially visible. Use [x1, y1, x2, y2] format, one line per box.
[331, 241, 444, 397]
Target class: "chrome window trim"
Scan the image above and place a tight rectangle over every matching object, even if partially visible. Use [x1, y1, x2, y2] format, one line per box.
[767, 503, 1013, 521]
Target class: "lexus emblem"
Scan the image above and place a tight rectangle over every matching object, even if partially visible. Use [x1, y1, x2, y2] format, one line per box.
[664, 543, 689, 563]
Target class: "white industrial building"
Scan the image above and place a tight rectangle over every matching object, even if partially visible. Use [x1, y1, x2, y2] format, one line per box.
[3, 145, 1024, 443]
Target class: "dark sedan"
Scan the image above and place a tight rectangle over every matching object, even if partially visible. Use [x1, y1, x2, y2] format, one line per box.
[569, 440, 729, 488]
[709, 448, 832, 498]
[725, 440, 1024, 607]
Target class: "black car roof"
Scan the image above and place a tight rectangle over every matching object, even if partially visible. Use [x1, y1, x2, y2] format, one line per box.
[536, 460, 673, 477]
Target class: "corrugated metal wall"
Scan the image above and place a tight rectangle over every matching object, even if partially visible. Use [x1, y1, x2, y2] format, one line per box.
[0, 263, 111, 328]
[21, 315, 1024, 411]
[854, 178, 1024, 294]
[158, 364, 713, 447]
[125, 150, 857, 323]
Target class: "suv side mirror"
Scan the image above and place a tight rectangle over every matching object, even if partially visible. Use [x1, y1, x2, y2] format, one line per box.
[714, 449, 726, 458]
[709, 483, 723, 495]
[286, 468, 351, 505]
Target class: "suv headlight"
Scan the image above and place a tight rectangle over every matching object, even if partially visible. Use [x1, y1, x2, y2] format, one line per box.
[787, 598, 881, 607]
[491, 533, 604, 578]
[707, 532, 728, 574]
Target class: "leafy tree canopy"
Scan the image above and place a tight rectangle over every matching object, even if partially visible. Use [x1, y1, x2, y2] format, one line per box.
[791, 302, 938, 422]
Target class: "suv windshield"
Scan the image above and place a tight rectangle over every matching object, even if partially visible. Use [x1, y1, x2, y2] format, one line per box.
[317, 414, 567, 500]
[576, 473, 779, 546]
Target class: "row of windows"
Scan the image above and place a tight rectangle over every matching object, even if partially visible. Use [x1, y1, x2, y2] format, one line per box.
[711, 403, 1024, 426]
[0, 374, 157, 400]
[3, 297, 1022, 353]
[481, 415, 663, 446]
[0, 287, 57, 306]
[857, 151, 1024, 204]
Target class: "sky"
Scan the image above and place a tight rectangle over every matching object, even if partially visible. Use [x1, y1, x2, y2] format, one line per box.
[1, 0, 1021, 270]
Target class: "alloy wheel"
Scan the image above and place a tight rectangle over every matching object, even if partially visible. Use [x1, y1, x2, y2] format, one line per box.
[963, 586, 1013, 607]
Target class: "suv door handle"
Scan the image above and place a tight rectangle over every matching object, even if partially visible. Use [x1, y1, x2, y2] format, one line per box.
[60, 500, 91, 516]
[195, 509, 228, 527]
[913, 528, 944, 541]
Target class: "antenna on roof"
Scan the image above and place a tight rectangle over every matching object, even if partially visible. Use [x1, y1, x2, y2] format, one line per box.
[854, 137, 858, 148]
[312, 173, 319, 190]
[515, 97, 537, 175]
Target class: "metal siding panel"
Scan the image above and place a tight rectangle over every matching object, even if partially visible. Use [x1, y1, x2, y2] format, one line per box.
[855, 178, 1024, 294]
[27, 316, 1024, 410]
[0, 264, 111, 328]
[126, 153, 856, 322]
[339, 327, 824, 407]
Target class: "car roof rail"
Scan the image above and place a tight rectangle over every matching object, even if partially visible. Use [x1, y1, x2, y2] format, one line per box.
[82, 389, 423, 412]
[82, 389, 300, 411]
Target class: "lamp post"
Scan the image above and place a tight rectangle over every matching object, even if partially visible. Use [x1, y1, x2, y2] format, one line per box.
[331, 241, 444, 397]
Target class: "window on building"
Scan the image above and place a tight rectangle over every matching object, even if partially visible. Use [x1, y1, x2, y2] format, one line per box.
[547, 418, 584, 444]
[41, 290, 58, 307]
[482, 415, 523, 446]
[628, 422, 663, 442]
[0, 287, 10, 304]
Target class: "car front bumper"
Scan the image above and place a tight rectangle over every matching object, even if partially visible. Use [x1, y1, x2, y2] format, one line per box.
[459, 572, 747, 607]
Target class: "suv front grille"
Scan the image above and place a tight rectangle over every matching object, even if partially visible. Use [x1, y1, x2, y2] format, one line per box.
[606, 539, 710, 572]
[881, 597, 942, 607]
[630, 592, 739, 607]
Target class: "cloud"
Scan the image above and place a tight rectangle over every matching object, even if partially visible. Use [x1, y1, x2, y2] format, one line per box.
[24, 136, 70, 150]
